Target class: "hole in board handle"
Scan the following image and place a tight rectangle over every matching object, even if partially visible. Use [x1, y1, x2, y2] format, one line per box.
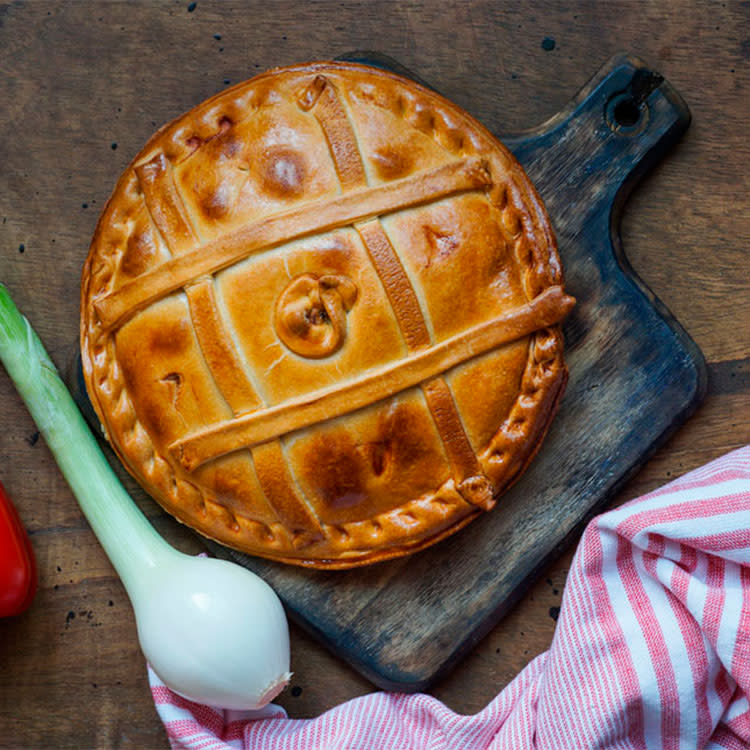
[604, 68, 663, 136]
[614, 97, 641, 127]
[605, 92, 649, 136]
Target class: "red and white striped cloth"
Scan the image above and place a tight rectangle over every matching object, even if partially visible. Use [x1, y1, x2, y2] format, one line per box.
[150, 446, 750, 749]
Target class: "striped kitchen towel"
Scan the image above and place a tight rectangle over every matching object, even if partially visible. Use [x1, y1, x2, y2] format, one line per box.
[150, 446, 750, 749]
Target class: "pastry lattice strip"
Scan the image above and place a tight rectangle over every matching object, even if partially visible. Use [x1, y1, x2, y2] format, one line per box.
[170, 286, 573, 470]
[94, 157, 490, 330]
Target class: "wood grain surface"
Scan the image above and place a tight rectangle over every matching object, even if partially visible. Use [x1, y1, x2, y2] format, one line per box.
[1, 1, 749, 747]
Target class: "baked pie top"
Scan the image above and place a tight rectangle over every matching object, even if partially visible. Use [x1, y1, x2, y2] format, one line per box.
[81, 62, 574, 568]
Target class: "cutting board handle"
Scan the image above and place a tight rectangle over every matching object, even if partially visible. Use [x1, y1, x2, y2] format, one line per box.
[502, 54, 691, 231]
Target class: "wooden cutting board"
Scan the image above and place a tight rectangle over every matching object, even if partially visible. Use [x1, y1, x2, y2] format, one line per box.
[72, 52, 706, 693]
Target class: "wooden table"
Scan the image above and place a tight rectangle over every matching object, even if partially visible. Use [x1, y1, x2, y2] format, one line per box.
[1, 2, 748, 747]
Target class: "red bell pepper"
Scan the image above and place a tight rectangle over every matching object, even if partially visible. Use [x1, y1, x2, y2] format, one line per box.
[0, 480, 37, 617]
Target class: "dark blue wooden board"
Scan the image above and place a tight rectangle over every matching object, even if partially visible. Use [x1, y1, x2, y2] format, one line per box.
[71, 53, 706, 692]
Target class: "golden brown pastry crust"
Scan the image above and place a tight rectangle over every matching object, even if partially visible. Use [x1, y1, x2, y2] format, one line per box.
[81, 62, 574, 568]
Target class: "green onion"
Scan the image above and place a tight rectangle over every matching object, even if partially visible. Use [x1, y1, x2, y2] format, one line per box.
[0, 284, 290, 709]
